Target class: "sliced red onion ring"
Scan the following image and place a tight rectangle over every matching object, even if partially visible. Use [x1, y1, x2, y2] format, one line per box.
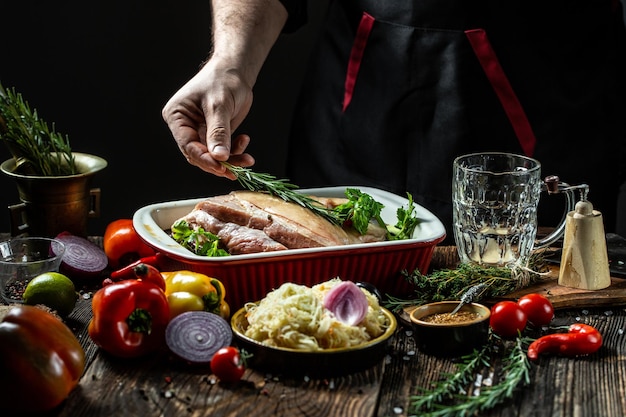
[54, 232, 108, 278]
[165, 311, 233, 364]
[323, 281, 369, 326]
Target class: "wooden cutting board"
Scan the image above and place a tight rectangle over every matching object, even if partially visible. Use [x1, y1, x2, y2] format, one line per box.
[491, 265, 626, 310]
[426, 246, 626, 310]
[401, 264, 626, 324]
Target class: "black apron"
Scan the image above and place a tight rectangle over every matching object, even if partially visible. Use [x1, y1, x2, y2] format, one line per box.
[286, 0, 626, 241]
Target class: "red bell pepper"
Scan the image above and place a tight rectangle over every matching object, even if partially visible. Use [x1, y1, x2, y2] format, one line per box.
[88, 279, 170, 358]
[103, 219, 156, 269]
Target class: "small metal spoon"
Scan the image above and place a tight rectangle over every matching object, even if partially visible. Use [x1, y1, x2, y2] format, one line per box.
[356, 281, 384, 302]
[449, 282, 488, 315]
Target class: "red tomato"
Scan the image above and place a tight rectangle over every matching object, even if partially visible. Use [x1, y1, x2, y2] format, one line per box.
[489, 301, 527, 339]
[103, 219, 156, 269]
[211, 347, 245, 382]
[517, 293, 554, 327]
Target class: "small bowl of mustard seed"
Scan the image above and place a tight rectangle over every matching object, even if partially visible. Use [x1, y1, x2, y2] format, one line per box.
[410, 301, 491, 358]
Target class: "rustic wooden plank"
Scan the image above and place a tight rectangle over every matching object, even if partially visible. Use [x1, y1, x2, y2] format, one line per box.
[377, 307, 626, 417]
[57, 294, 386, 417]
[63, 296, 99, 364]
[509, 310, 626, 417]
[61, 350, 384, 417]
[13, 244, 626, 417]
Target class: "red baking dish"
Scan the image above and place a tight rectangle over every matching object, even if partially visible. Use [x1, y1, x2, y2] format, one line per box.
[133, 186, 446, 309]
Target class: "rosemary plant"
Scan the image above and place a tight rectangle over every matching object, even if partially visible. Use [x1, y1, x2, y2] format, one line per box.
[0, 82, 76, 176]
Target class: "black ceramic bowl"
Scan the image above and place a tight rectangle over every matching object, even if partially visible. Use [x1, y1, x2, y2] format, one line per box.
[409, 301, 490, 358]
[231, 305, 397, 377]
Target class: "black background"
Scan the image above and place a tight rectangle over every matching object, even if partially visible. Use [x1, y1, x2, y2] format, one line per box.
[2, 2, 625, 237]
[0, 1, 328, 236]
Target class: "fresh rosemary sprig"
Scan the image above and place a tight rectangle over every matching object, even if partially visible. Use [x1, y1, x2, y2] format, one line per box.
[385, 258, 547, 313]
[222, 163, 424, 241]
[408, 335, 533, 417]
[0, 82, 76, 176]
[221, 162, 342, 225]
[410, 343, 492, 412]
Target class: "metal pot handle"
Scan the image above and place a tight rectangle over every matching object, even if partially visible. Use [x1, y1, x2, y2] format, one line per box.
[8, 202, 29, 236]
[89, 188, 102, 218]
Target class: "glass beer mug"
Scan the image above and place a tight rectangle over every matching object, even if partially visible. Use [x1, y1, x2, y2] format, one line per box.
[452, 152, 585, 267]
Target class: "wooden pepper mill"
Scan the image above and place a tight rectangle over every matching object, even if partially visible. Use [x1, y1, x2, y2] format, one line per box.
[558, 200, 611, 290]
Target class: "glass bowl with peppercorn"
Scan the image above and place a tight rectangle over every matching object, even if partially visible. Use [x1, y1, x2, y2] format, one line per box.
[0, 237, 66, 304]
[409, 301, 491, 358]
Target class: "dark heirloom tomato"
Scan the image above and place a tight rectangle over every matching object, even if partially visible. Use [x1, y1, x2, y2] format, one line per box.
[489, 301, 527, 339]
[517, 293, 554, 327]
[0, 305, 86, 413]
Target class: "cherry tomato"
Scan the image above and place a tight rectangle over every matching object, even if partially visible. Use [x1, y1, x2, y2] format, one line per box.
[489, 301, 527, 338]
[517, 293, 554, 327]
[211, 347, 245, 382]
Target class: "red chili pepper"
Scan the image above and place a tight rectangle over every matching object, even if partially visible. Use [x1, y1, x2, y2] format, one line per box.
[527, 323, 602, 361]
[132, 263, 166, 292]
[88, 279, 170, 358]
[109, 253, 164, 281]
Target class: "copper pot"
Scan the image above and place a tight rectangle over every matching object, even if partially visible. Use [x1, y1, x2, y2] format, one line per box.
[1, 153, 107, 237]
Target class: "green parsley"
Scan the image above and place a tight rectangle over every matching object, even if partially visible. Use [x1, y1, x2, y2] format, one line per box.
[170, 219, 229, 257]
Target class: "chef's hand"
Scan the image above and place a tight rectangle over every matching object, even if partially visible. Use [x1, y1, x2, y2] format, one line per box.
[162, 61, 255, 179]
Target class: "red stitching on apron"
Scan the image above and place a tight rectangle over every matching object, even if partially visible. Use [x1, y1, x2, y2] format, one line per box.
[343, 12, 375, 112]
[465, 28, 537, 157]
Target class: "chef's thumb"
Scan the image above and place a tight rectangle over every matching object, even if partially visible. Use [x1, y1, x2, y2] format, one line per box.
[205, 120, 232, 162]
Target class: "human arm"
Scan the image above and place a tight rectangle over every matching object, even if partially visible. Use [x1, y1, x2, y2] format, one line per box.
[162, 0, 288, 179]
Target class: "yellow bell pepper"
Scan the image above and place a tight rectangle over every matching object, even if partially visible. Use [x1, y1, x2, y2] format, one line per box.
[161, 271, 230, 319]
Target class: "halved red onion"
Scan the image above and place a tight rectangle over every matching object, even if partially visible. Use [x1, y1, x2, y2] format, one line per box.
[54, 232, 109, 279]
[165, 311, 233, 364]
[323, 281, 369, 326]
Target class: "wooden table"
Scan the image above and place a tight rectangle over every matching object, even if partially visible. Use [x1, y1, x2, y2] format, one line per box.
[7, 246, 626, 417]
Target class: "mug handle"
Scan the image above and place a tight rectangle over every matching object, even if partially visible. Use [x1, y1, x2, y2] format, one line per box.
[535, 176, 588, 249]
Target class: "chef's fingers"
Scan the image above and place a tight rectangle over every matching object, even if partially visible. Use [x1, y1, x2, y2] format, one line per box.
[231, 134, 249, 155]
[205, 114, 232, 162]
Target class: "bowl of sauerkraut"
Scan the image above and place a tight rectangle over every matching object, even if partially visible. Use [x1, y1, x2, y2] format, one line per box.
[230, 279, 398, 377]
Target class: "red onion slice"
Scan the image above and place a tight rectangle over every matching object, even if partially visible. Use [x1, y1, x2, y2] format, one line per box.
[165, 311, 233, 364]
[323, 281, 369, 326]
[54, 232, 109, 278]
